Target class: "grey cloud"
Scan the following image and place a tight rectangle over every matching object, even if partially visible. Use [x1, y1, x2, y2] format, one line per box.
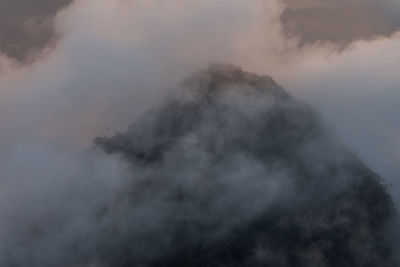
[279, 34, 400, 205]
[0, 0, 266, 148]
[0, 0, 73, 62]
[281, 0, 400, 46]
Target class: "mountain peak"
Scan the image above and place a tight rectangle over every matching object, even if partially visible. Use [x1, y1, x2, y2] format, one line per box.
[94, 65, 397, 267]
[183, 64, 289, 100]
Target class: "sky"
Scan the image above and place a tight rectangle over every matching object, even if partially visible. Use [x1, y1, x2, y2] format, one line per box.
[282, 0, 400, 45]
[1, 0, 400, 265]
[0, 0, 399, 200]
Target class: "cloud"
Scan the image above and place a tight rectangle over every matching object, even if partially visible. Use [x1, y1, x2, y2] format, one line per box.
[0, 0, 399, 200]
[0, 0, 73, 62]
[281, 0, 400, 45]
[0, 143, 135, 266]
[0, 0, 278, 148]
[275, 33, 400, 204]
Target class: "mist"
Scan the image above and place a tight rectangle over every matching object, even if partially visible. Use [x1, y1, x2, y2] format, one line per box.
[0, 0, 400, 266]
[1, 64, 398, 266]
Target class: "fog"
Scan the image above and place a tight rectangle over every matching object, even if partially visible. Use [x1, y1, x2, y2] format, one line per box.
[0, 0, 399, 265]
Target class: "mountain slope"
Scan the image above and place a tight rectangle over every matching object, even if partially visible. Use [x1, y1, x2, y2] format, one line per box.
[95, 64, 398, 267]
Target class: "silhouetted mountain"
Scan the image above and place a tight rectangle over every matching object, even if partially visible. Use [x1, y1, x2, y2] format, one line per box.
[95, 64, 398, 267]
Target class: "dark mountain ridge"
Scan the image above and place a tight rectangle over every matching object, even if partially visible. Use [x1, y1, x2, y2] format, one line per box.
[95, 64, 398, 267]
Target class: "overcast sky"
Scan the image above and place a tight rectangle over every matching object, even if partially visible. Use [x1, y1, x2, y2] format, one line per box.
[0, 0, 400, 201]
[282, 0, 400, 45]
[2, 0, 400, 61]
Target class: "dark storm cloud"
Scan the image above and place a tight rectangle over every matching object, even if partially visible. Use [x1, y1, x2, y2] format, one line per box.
[281, 0, 400, 46]
[0, 0, 73, 61]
